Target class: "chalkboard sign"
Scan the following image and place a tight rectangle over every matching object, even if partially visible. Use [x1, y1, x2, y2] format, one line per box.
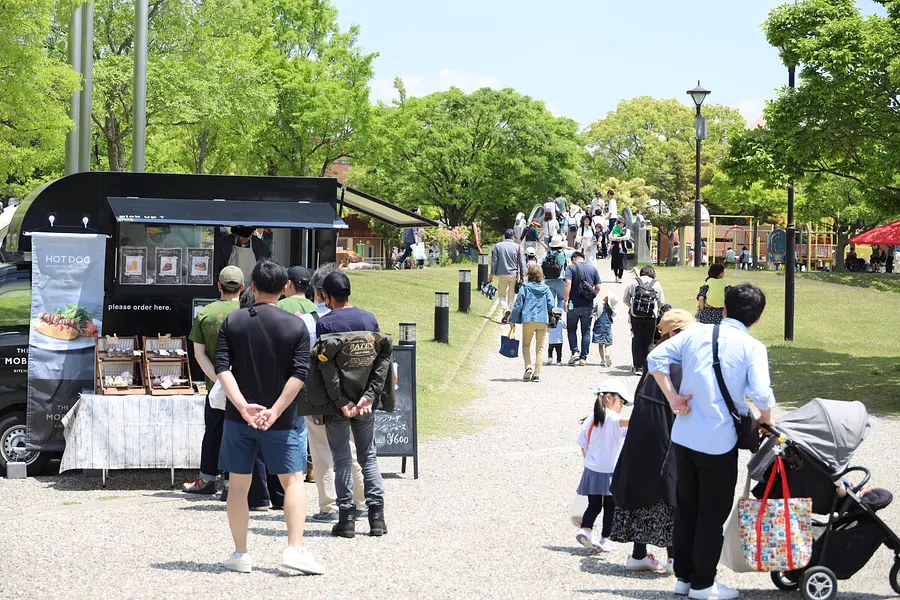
[375, 344, 418, 478]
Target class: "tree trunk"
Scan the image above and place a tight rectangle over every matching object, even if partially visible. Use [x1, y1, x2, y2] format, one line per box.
[104, 111, 125, 171]
[835, 229, 850, 272]
[196, 128, 208, 174]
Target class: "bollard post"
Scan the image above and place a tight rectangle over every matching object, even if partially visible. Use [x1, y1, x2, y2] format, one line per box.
[477, 253, 489, 288]
[399, 322, 417, 346]
[458, 270, 471, 313]
[434, 292, 450, 344]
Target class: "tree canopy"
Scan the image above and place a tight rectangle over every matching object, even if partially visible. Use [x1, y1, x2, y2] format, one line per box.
[0, 0, 78, 199]
[723, 0, 900, 215]
[351, 84, 581, 227]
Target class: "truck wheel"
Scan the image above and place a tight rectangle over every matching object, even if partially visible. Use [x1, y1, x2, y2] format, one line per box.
[0, 412, 51, 476]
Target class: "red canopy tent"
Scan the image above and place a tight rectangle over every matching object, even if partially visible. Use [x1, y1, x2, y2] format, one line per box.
[850, 220, 900, 245]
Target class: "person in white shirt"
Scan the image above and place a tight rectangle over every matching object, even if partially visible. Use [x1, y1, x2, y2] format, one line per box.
[542, 196, 558, 222]
[541, 211, 560, 247]
[574, 379, 631, 553]
[648, 283, 775, 600]
[606, 190, 618, 233]
[569, 206, 586, 248]
[590, 191, 606, 219]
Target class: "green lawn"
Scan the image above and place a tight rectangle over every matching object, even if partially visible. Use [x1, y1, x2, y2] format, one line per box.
[652, 267, 900, 414]
[347, 267, 495, 437]
[798, 271, 900, 295]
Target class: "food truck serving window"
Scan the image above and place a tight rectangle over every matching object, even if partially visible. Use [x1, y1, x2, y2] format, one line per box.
[119, 224, 215, 286]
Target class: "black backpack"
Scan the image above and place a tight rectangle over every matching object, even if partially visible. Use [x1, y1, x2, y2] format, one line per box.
[541, 250, 562, 279]
[630, 277, 658, 318]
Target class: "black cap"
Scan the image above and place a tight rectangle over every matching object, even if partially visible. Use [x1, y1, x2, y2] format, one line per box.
[287, 266, 311, 287]
[231, 226, 256, 237]
[323, 271, 351, 297]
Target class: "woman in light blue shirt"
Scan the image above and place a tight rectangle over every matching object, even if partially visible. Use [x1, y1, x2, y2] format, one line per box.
[509, 264, 555, 383]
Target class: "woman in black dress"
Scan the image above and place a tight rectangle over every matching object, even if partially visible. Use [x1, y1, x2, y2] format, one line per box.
[610, 309, 695, 573]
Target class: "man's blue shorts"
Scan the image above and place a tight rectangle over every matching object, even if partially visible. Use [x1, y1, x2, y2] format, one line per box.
[219, 416, 307, 475]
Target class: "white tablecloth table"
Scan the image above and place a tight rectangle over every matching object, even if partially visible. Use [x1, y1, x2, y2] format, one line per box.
[60, 393, 205, 484]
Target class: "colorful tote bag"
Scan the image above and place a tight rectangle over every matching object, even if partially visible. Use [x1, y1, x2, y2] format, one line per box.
[738, 455, 813, 572]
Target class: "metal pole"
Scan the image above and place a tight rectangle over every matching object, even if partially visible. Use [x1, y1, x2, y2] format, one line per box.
[477, 253, 489, 288]
[78, 2, 94, 172]
[694, 105, 702, 267]
[434, 292, 449, 344]
[65, 4, 83, 175]
[785, 64, 796, 341]
[458, 270, 471, 313]
[132, 0, 149, 172]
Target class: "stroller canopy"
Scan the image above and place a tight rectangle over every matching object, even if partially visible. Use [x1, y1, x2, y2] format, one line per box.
[748, 399, 874, 481]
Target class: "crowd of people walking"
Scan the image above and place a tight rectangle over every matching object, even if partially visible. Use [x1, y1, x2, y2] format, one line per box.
[492, 203, 776, 599]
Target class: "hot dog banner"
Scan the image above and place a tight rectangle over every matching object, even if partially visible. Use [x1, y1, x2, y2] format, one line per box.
[27, 232, 107, 451]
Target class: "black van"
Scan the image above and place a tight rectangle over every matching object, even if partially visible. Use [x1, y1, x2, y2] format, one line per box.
[0, 262, 53, 475]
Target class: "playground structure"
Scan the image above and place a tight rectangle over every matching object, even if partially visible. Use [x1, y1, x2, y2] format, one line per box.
[801, 223, 837, 271]
[704, 215, 770, 267]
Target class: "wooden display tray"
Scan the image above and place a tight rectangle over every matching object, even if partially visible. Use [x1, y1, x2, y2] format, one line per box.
[96, 335, 147, 395]
[143, 335, 192, 396]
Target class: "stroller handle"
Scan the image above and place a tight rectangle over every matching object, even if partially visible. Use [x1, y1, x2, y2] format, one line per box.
[841, 466, 872, 495]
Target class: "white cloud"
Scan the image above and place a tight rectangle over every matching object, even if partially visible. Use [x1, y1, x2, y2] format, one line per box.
[734, 98, 766, 125]
[370, 68, 501, 103]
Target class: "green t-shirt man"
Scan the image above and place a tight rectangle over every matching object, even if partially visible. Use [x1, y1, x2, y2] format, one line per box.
[189, 299, 240, 388]
[277, 295, 317, 316]
[189, 266, 245, 389]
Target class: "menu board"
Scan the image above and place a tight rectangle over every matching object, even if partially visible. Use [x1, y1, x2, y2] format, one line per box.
[187, 248, 213, 285]
[375, 345, 417, 459]
[156, 247, 183, 285]
[120, 246, 148, 284]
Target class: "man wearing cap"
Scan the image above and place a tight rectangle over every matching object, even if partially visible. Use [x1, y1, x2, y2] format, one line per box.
[648, 284, 775, 599]
[490, 229, 526, 324]
[182, 266, 245, 495]
[216, 226, 272, 285]
[279, 266, 318, 316]
[544, 235, 570, 308]
[303, 263, 368, 522]
[315, 271, 388, 538]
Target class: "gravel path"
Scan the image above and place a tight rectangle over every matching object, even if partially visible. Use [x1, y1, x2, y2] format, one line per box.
[2, 261, 899, 599]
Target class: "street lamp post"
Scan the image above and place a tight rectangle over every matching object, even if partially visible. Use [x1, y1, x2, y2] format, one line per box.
[687, 82, 711, 267]
[784, 63, 797, 341]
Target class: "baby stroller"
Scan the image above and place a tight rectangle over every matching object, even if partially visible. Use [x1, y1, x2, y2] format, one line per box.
[747, 399, 900, 600]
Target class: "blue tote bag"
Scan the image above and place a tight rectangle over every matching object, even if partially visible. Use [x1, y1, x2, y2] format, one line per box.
[499, 325, 519, 358]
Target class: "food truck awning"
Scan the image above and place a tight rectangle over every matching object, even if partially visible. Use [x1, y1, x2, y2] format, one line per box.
[338, 186, 438, 228]
[107, 197, 347, 229]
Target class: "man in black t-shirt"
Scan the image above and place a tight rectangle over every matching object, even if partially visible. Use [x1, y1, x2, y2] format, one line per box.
[315, 271, 387, 539]
[215, 260, 323, 576]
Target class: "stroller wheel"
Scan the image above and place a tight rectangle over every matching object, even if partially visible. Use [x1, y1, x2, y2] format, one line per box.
[890, 559, 900, 595]
[801, 566, 837, 600]
[771, 570, 800, 592]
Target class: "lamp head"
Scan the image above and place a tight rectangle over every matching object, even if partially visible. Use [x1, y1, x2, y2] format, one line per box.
[687, 81, 711, 107]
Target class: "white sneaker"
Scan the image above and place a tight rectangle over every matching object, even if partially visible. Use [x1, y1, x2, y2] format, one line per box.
[605, 355, 612, 368]
[575, 528, 593, 549]
[674, 579, 690, 596]
[598, 537, 615, 552]
[281, 546, 324, 575]
[626, 553, 661, 571]
[223, 552, 252, 573]
[665, 558, 676, 575]
[688, 581, 739, 599]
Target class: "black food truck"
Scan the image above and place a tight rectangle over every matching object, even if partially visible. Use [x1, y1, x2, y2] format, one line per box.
[0, 171, 433, 475]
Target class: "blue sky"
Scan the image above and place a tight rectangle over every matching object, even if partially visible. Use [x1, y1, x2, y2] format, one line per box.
[333, 0, 886, 128]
